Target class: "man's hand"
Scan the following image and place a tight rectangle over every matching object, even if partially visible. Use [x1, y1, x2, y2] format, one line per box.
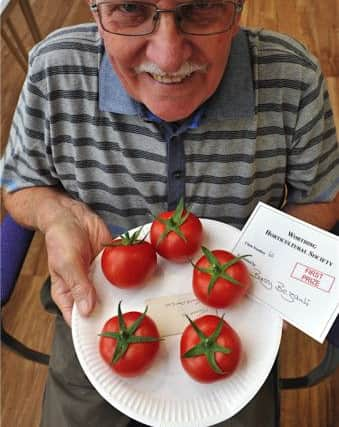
[3, 187, 112, 326]
[44, 202, 111, 325]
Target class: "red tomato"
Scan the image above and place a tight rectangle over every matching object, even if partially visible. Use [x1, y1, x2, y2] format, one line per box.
[101, 230, 157, 288]
[193, 248, 251, 308]
[99, 304, 161, 377]
[180, 314, 241, 383]
[150, 199, 203, 263]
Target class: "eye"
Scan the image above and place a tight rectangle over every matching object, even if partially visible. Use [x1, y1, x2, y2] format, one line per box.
[119, 3, 141, 13]
[99, 1, 156, 32]
[180, 1, 232, 24]
[195, 1, 214, 9]
[194, 1, 223, 14]
[101, 2, 149, 17]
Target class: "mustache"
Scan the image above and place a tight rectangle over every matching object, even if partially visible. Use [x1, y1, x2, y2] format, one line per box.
[134, 62, 208, 76]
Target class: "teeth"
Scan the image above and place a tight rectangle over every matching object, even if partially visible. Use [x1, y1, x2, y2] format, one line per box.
[135, 62, 208, 83]
[151, 73, 189, 83]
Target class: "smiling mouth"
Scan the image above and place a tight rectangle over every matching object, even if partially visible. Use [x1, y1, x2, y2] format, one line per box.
[134, 62, 208, 85]
[135, 62, 208, 84]
[149, 71, 196, 84]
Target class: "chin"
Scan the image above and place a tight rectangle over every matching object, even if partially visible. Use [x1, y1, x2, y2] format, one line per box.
[145, 100, 199, 122]
[151, 111, 193, 122]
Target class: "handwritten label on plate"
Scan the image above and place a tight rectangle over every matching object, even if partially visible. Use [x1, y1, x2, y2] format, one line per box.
[145, 293, 216, 337]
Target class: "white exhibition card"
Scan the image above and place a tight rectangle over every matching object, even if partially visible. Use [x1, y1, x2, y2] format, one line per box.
[145, 293, 217, 337]
[232, 202, 339, 343]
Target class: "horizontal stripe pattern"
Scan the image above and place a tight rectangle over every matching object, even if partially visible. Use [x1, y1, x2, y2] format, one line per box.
[1, 25, 338, 231]
[31, 65, 98, 82]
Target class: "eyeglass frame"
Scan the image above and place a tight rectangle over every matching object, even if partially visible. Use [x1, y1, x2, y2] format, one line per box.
[90, 0, 244, 36]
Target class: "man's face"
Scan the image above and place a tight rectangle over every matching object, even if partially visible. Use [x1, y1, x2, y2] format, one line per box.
[89, 0, 241, 121]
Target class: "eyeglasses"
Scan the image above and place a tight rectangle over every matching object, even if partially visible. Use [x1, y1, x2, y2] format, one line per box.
[90, 1, 243, 36]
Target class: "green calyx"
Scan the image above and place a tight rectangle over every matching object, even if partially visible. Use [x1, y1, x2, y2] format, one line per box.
[104, 227, 146, 247]
[99, 301, 161, 364]
[155, 197, 190, 246]
[182, 315, 231, 374]
[193, 246, 251, 295]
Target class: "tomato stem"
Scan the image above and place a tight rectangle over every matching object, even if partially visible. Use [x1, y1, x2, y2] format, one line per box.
[103, 227, 147, 247]
[154, 197, 190, 246]
[98, 301, 162, 364]
[182, 315, 231, 375]
[193, 246, 251, 295]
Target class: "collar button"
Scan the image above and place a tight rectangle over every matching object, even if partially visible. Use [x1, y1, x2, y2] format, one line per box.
[173, 170, 184, 179]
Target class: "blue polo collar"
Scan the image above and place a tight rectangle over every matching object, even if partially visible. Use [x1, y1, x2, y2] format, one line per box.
[99, 29, 254, 121]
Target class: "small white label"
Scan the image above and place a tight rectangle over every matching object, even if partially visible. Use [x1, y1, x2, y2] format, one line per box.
[145, 293, 217, 337]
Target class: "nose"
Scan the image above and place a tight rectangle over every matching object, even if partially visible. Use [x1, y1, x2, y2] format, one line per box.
[145, 12, 192, 73]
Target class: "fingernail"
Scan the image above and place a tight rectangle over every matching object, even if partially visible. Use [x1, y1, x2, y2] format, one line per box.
[78, 299, 90, 315]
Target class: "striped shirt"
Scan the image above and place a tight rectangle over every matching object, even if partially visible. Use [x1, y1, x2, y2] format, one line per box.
[1, 24, 338, 234]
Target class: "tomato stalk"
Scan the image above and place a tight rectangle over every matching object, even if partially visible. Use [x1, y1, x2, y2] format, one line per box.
[99, 301, 162, 364]
[182, 315, 231, 374]
[193, 246, 251, 295]
[103, 227, 147, 247]
[154, 197, 190, 246]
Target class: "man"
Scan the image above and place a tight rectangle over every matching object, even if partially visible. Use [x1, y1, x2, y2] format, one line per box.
[1, 0, 338, 425]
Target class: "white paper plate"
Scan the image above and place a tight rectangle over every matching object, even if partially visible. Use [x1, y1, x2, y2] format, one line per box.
[72, 219, 282, 427]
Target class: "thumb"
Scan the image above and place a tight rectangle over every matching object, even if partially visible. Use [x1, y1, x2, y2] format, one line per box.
[51, 262, 97, 324]
[69, 269, 97, 317]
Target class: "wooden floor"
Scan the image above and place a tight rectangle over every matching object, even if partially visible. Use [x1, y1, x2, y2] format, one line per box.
[1, 1, 338, 427]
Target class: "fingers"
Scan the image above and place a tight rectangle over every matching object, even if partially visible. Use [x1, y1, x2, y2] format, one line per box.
[51, 269, 97, 326]
[51, 275, 74, 326]
[43, 203, 110, 325]
[70, 273, 97, 317]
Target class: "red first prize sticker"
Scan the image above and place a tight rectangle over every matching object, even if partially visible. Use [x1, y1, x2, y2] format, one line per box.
[291, 263, 335, 293]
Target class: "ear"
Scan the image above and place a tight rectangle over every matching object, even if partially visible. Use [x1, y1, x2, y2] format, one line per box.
[85, 0, 105, 37]
[231, 1, 244, 37]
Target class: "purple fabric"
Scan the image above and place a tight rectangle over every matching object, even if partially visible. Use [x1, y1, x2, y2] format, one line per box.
[1, 215, 34, 305]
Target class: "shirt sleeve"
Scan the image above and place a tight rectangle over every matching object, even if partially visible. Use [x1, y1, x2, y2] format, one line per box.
[286, 59, 339, 204]
[0, 47, 59, 193]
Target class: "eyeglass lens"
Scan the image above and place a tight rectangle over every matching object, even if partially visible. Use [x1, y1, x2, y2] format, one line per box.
[97, 1, 237, 35]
